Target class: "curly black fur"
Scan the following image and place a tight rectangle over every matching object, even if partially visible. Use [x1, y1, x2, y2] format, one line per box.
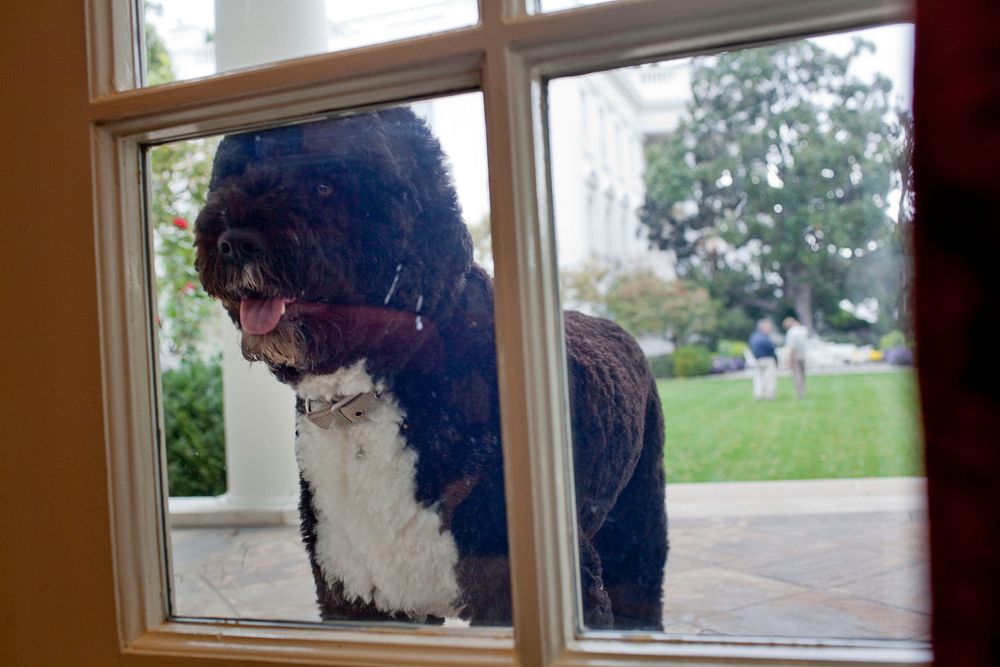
[194, 107, 667, 629]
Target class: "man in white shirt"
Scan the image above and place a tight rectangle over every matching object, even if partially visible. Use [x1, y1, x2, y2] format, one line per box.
[783, 317, 809, 398]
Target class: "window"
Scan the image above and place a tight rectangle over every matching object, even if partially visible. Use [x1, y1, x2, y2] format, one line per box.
[151, 95, 502, 626]
[90, 0, 928, 664]
[141, 0, 479, 86]
[550, 27, 925, 639]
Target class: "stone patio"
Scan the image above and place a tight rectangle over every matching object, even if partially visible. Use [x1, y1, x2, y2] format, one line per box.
[168, 477, 929, 640]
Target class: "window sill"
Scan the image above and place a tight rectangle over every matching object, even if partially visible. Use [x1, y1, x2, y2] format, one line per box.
[127, 620, 516, 666]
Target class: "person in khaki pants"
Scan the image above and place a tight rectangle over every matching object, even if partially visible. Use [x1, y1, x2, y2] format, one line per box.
[783, 317, 809, 398]
[748, 319, 777, 400]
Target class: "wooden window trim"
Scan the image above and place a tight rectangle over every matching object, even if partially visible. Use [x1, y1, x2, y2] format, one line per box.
[89, 0, 928, 664]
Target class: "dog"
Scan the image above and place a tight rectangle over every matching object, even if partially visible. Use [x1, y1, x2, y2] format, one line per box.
[194, 107, 667, 629]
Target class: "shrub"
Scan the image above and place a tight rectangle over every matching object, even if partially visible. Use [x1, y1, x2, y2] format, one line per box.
[648, 354, 674, 379]
[879, 329, 907, 350]
[162, 356, 226, 497]
[716, 339, 749, 358]
[673, 345, 713, 377]
[826, 307, 868, 332]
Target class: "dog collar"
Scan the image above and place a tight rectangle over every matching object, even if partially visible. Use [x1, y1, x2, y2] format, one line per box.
[301, 391, 381, 429]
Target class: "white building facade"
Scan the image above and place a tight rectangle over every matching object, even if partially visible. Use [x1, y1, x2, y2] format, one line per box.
[548, 65, 688, 274]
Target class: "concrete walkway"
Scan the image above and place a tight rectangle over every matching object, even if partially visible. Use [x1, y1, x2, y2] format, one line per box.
[169, 477, 928, 640]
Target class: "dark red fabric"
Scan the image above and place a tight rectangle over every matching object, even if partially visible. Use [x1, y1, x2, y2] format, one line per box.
[914, 2, 1000, 664]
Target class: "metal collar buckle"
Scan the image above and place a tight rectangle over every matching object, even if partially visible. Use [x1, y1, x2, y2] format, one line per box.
[304, 391, 381, 429]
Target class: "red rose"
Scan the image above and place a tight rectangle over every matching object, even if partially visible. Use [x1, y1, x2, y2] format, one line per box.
[173, 217, 189, 230]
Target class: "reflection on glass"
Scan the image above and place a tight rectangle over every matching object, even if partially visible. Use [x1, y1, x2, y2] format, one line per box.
[142, 0, 478, 86]
[535, 0, 617, 14]
[152, 95, 509, 626]
[549, 25, 927, 637]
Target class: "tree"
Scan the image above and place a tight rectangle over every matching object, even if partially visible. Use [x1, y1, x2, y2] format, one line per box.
[467, 214, 494, 272]
[562, 261, 717, 344]
[640, 39, 905, 334]
[843, 110, 914, 338]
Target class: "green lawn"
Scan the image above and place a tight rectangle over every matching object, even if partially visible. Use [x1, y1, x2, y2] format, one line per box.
[659, 370, 923, 483]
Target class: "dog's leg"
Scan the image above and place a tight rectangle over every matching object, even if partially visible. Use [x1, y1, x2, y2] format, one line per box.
[313, 574, 445, 624]
[314, 573, 417, 623]
[579, 538, 614, 628]
[455, 555, 511, 626]
[593, 380, 668, 630]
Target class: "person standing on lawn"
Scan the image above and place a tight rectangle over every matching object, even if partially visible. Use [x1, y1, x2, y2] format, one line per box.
[783, 316, 809, 399]
[749, 318, 778, 400]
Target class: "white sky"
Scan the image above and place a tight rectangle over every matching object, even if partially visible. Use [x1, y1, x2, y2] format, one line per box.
[811, 24, 914, 108]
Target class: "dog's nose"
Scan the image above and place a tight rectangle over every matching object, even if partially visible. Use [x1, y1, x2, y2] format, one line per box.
[217, 228, 263, 263]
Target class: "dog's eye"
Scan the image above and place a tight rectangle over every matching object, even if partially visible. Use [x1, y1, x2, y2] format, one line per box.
[315, 183, 333, 197]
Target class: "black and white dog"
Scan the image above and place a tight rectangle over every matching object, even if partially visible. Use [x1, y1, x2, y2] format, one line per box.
[194, 108, 667, 629]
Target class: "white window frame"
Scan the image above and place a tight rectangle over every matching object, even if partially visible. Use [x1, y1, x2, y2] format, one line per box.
[88, 0, 929, 665]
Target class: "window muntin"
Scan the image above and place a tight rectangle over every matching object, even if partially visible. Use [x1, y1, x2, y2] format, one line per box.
[142, 0, 478, 87]
[547, 23, 925, 639]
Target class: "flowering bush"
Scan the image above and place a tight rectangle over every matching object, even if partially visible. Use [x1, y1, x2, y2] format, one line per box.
[146, 19, 220, 359]
[883, 346, 914, 366]
[151, 141, 219, 358]
[711, 356, 746, 374]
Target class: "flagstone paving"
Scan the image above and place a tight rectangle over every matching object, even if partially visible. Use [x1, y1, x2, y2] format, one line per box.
[660, 510, 928, 639]
[169, 479, 929, 640]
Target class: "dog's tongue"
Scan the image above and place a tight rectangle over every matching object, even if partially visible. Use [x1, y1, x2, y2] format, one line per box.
[240, 298, 287, 335]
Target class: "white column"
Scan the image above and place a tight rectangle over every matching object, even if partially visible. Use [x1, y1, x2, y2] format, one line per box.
[170, 1, 327, 526]
[214, 0, 328, 520]
[170, 307, 301, 526]
[219, 315, 300, 518]
[215, 0, 327, 73]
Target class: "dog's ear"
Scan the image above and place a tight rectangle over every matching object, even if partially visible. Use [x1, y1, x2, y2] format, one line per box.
[455, 266, 494, 328]
[354, 108, 476, 314]
[384, 109, 475, 278]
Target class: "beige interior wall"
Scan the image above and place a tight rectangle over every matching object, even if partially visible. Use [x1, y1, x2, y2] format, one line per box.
[1, 2, 113, 664]
[0, 3, 240, 666]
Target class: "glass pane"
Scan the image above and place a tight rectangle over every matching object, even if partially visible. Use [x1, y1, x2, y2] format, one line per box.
[547, 25, 927, 638]
[142, 0, 478, 86]
[150, 94, 509, 627]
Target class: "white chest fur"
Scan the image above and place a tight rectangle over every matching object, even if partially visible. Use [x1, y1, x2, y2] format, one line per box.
[295, 362, 461, 619]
